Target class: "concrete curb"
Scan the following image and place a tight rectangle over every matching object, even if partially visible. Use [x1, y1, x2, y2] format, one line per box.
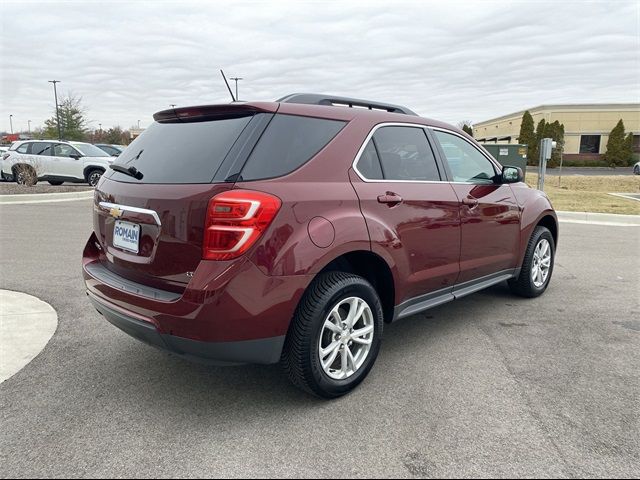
[0, 290, 58, 384]
[0, 190, 93, 205]
[557, 210, 640, 227]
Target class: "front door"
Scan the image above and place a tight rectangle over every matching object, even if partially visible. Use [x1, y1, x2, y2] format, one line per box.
[350, 125, 461, 304]
[431, 129, 521, 284]
[52, 143, 82, 179]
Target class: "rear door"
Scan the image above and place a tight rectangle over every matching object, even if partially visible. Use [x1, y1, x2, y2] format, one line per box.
[431, 129, 521, 283]
[28, 142, 53, 177]
[93, 109, 275, 290]
[351, 124, 461, 303]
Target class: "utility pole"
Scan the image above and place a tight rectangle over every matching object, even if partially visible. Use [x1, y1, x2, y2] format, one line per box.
[9, 115, 13, 134]
[137, 120, 140, 129]
[230, 77, 243, 101]
[48, 80, 62, 140]
[28, 120, 31, 134]
[99, 123, 102, 131]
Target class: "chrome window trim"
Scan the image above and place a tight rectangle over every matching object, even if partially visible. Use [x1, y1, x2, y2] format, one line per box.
[98, 202, 162, 226]
[351, 122, 447, 184]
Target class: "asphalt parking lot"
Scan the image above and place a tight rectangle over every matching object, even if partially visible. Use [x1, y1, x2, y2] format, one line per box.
[0, 199, 638, 478]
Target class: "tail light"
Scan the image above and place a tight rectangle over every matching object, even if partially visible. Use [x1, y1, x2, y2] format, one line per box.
[203, 189, 281, 261]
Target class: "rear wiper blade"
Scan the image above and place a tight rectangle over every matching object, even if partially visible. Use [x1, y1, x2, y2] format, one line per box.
[109, 163, 143, 180]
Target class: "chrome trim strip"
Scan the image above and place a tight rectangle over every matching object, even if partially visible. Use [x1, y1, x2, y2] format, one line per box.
[98, 201, 162, 226]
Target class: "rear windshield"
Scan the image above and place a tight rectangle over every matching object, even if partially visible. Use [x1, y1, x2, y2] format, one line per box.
[238, 114, 346, 181]
[104, 115, 253, 184]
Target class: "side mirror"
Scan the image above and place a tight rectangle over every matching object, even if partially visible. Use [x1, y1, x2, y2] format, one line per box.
[501, 166, 523, 184]
[70, 154, 83, 160]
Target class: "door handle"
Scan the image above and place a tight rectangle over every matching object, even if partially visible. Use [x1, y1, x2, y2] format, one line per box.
[462, 196, 479, 207]
[377, 193, 403, 206]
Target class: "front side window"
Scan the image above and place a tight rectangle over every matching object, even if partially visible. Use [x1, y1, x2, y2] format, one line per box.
[16, 143, 29, 154]
[434, 131, 496, 183]
[30, 142, 52, 156]
[54, 144, 78, 157]
[370, 126, 441, 181]
[579, 135, 600, 154]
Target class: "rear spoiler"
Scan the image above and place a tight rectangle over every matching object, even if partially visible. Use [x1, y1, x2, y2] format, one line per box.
[153, 102, 279, 123]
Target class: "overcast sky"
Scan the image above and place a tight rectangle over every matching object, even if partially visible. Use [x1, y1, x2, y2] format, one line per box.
[1, 0, 638, 133]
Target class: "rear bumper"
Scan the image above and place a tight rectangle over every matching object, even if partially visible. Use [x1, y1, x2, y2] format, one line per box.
[88, 291, 285, 365]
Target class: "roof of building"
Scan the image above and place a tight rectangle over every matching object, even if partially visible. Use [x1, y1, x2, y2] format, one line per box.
[474, 103, 640, 127]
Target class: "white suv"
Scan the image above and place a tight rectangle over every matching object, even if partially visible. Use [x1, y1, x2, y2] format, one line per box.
[1, 140, 116, 186]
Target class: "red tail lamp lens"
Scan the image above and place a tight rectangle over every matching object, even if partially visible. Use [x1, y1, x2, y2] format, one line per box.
[203, 190, 281, 260]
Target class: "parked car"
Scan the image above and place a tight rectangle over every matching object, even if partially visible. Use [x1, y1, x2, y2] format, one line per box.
[634, 161, 640, 175]
[95, 144, 126, 157]
[1, 140, 115, 186]
[83, 94, 558, 398]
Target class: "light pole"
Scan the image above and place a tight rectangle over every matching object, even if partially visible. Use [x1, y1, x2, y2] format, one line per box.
[48, 80, 62, 140]
[28, 120, 31, 134]
[99, 123, 102, 131]
[9, 115, 13, 134]
[230, 77, 243, 101]
[137, 120, 140, 129]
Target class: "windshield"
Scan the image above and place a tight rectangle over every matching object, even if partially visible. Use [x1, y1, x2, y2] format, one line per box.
[71, 143, 111, 157]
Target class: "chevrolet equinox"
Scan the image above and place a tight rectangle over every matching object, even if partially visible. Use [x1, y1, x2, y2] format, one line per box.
[83, 94, 558, 398]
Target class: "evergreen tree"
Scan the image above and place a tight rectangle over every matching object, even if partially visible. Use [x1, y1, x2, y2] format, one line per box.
[543, 121, 565, 168]
[528, 119, 546, 166]
[462, 124, 473, 136]
[603, 120, 633, 167]
[518, 111, 536, 165]
[41, 94, 89, 141]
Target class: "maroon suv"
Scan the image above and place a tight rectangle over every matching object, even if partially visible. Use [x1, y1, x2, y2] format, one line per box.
[83, 94, 557, 398]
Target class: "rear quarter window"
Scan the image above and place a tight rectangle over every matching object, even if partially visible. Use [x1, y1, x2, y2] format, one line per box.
[239, 114, 345, 181]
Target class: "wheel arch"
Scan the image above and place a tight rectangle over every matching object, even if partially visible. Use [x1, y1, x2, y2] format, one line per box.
[83, 165, 105, 181]
[316, 250, 395, 324]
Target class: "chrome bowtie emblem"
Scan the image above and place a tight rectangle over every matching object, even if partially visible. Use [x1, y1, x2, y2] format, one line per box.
[109, 207, 123, 218]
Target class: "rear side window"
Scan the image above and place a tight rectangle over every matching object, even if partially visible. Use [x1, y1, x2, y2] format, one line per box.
[105, 115, 253, 184]
[239, 114, 345, 181]
[356, 140, 384, 180]
[30, 142, 52, 156]
[371, 126, 441, 181]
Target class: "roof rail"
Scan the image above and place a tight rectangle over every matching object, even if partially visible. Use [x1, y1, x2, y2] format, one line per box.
[277, 93, 418, 116]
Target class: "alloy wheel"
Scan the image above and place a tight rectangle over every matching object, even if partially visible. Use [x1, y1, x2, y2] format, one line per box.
[318, 296, 374, 380]
[531, 238, 552, 288]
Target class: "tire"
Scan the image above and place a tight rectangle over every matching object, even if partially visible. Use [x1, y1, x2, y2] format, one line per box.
[508, 226, 555, 298]
[86, 169, 103, 187]
[48, 180, 64, 186]
[634, 165, 640, 175]
[14, 166, 37, 186]
[282, 272, 384, 399]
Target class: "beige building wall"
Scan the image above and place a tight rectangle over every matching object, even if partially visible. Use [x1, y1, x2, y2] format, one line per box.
[473, 104, 640, 155]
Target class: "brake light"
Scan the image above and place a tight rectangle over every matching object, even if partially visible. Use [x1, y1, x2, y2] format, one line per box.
[203, 189, 281, 260]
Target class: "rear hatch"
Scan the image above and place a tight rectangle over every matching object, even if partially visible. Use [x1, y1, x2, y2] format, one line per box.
[93, 104, 277, 292]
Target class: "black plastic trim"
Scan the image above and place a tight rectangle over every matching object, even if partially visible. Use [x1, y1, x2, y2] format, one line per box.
[393, 269, 517, 321]
[85, 261, 182, 302]
[88, 292, 285, 365]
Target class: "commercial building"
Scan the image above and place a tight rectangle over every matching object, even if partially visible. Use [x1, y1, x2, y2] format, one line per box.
[474, 104, 640, 162]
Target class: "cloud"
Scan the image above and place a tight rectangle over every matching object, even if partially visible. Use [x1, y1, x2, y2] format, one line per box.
[1, 0, 638, 132]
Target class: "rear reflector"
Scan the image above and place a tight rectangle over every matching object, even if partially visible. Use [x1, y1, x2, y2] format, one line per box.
[203, 190, 281, 260]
